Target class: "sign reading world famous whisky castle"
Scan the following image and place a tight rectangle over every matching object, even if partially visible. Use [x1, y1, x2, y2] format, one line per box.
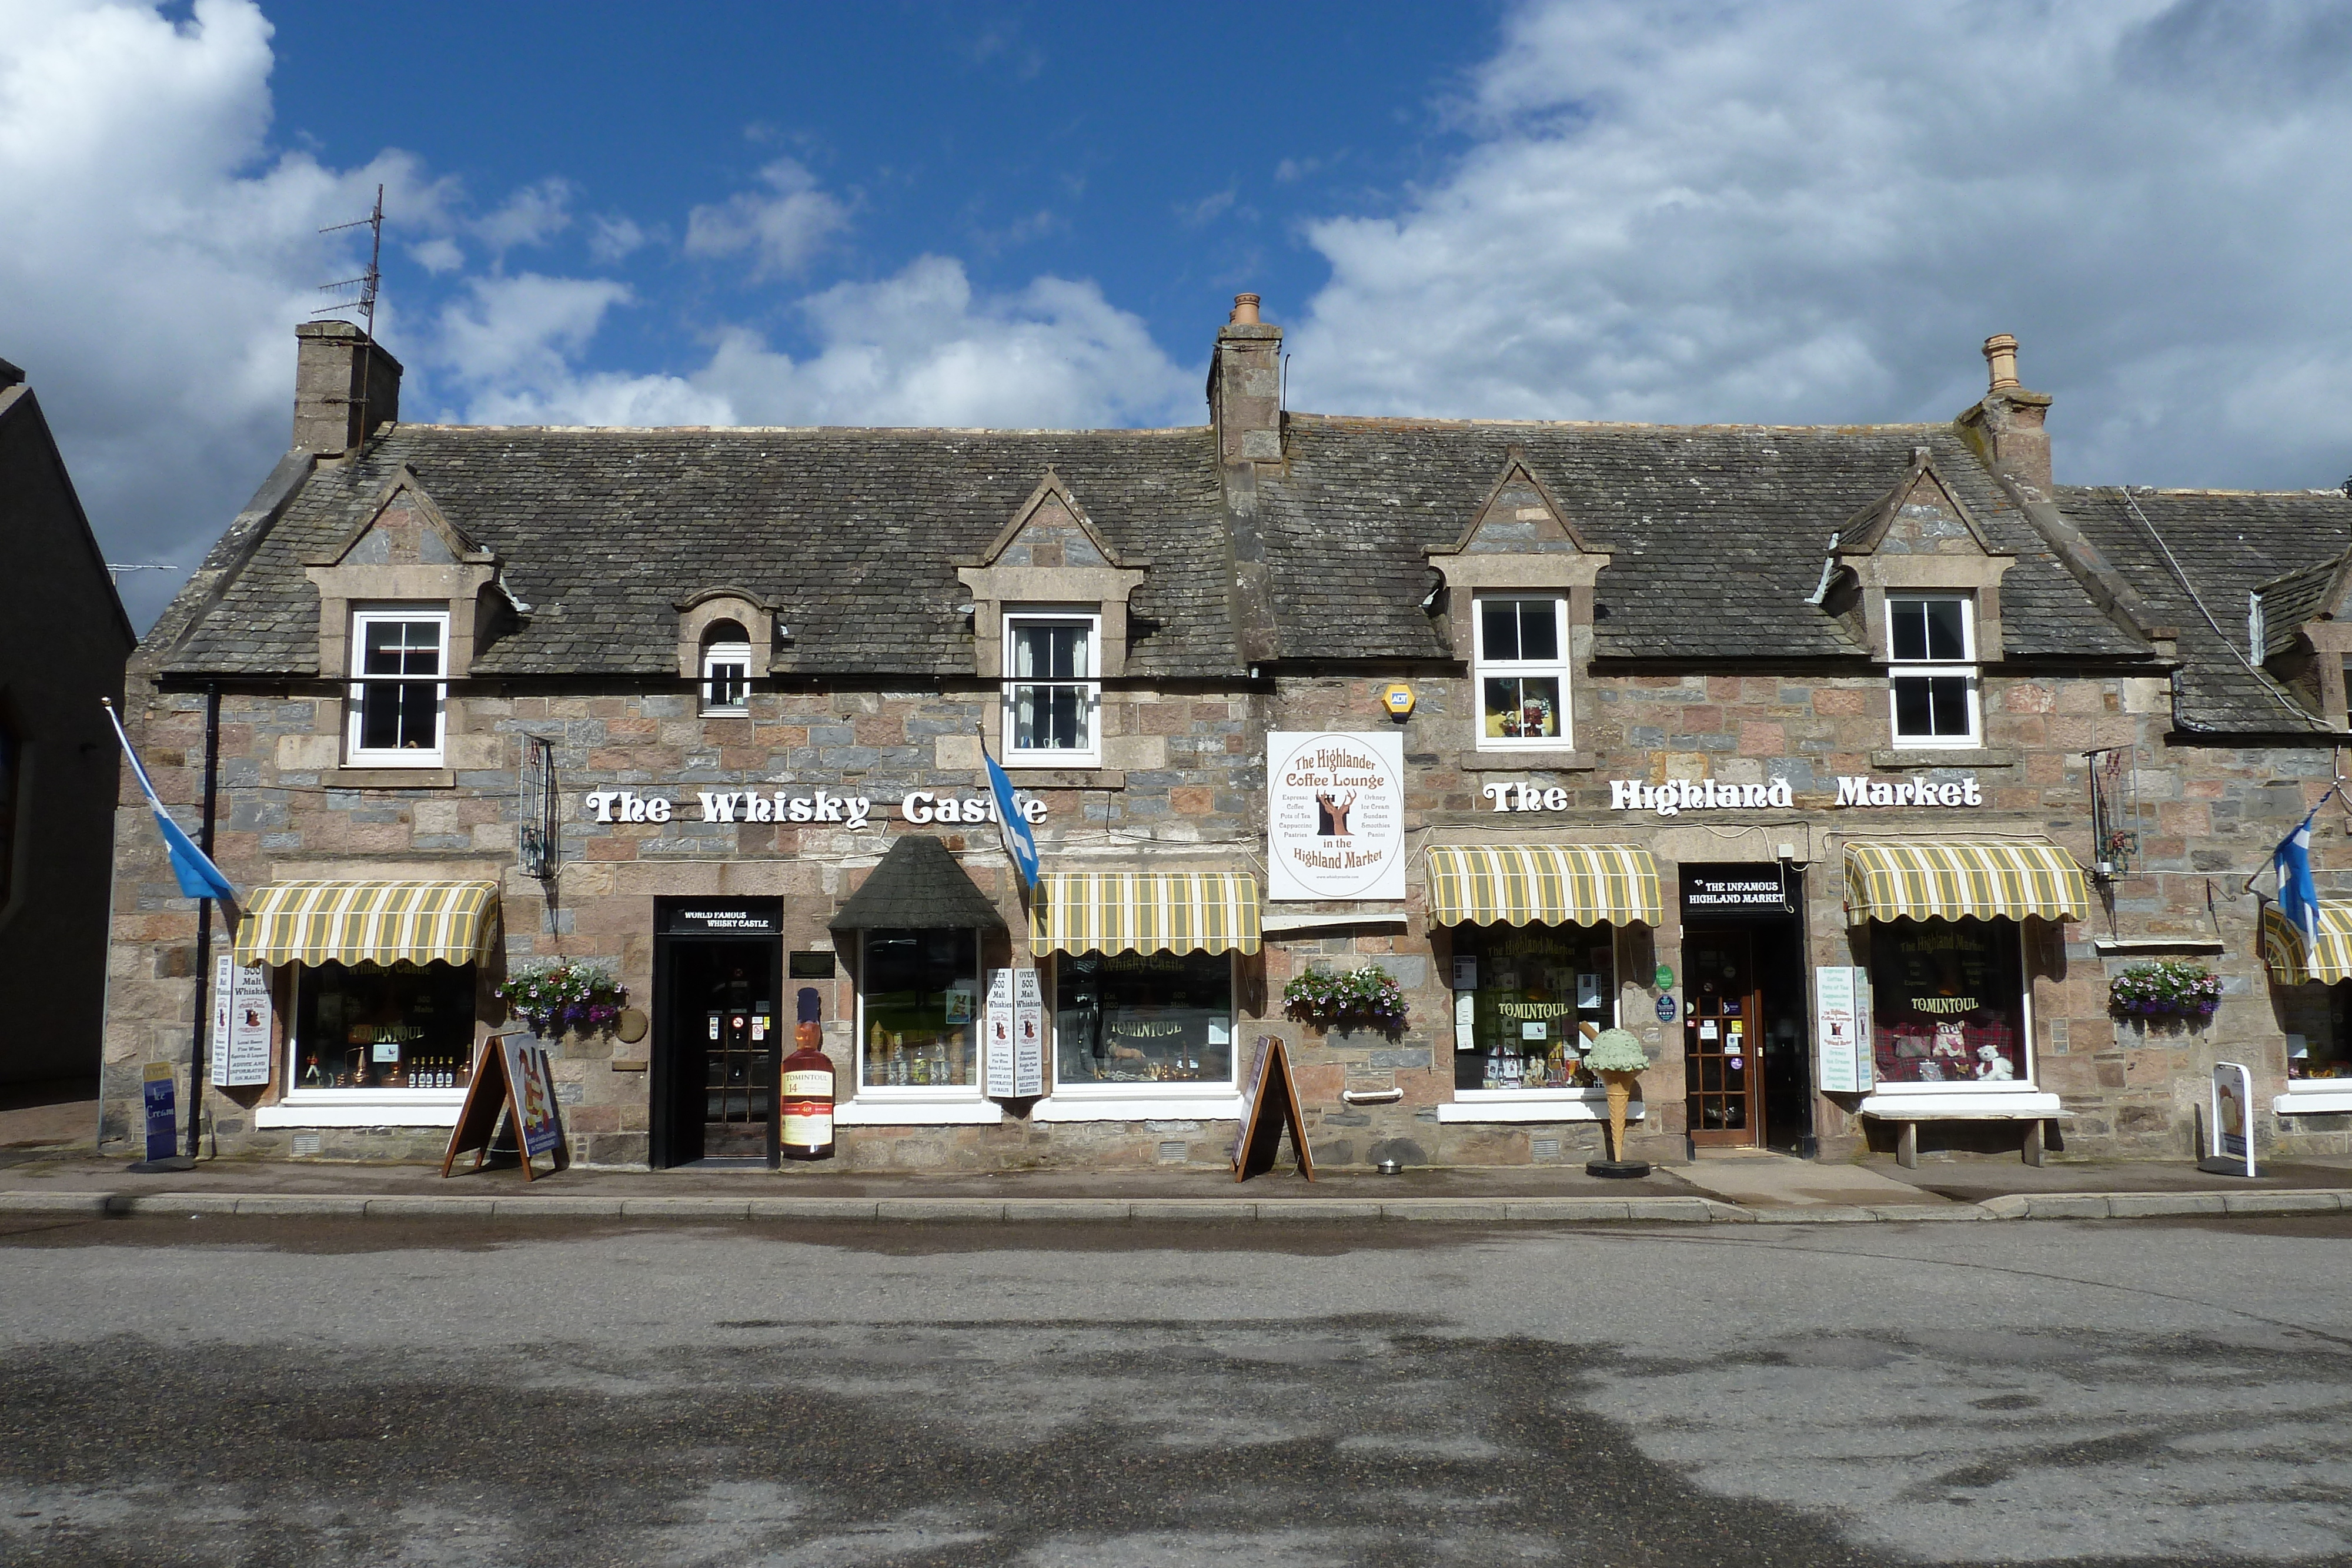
[1266, 731, 1407, 901]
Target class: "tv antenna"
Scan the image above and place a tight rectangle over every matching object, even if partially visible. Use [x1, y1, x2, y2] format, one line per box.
[315, 183, 385, 342]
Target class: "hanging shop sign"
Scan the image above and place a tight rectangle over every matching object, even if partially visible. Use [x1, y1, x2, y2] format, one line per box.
[1266, 731, 1408, 901]
[659, 901, 781, 936]
[583, 788, 1047, 828]
[1599, 775, 1983, 817]
[209, 955, 274, 1088]
[1683, 869, 1796, 917]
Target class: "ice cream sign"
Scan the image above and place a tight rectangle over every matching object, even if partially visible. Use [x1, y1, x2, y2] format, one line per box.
[1266, 731, 1407, 901]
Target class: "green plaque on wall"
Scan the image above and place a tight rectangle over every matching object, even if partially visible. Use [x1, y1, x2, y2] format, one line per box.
[1653, 963, 1675, 989]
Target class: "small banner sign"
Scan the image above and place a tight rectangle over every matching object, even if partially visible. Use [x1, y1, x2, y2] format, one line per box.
[1813, 965, 1872, 1095]
[1231, 1036, 1314, 1183]
[210, 955, 274, 1088]
[2200, 1060, 2259, 1179]
[141, 1062, 176, 1163]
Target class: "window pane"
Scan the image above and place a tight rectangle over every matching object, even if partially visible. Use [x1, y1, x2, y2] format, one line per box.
[1516, 600, 1560, 661]
[1014, 623, 1088, 680]
[1483, 676, 1559, 739]
[1889, 601, 1926, 663]
[1451, 928, 1615, 1090]
[292, 959, 476, 1089]
[1481, 601, 1521, 661]
[706, 661, 747, 708]
[363, 620, 439, 677]
[861, 928, 977, 1088]
[1868, 917, 2025, 1084]
[1892, 676, 1933, 738]
[1927, 675, 1972, 736]
[1013, 683, 1087, 751]
[1055, 950, 1233, 1085]
[1925, 599, 1967, 661]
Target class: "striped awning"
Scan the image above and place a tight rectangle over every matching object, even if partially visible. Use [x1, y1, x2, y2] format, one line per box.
[1842, 841, 2089, 924]
[2263, 902, 2352, 984]
[234, 881, 501, 966]
[1424, 845, 1662, 928]
[1030, 872, 1261, 958]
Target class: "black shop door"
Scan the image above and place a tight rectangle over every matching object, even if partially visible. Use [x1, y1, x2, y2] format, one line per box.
[652, 900, 782, 1169]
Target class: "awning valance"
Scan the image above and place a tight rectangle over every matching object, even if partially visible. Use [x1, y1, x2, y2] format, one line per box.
[1030, 872, 1261, 958]
[1424, 845, 1662, 928]
[1842, 841, 2089, 925]
[2263, 902, 2352, 985]
[234, 881, 500, 967]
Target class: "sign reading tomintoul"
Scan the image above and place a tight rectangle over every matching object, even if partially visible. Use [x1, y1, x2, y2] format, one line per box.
[1267, 731, 1406, 901]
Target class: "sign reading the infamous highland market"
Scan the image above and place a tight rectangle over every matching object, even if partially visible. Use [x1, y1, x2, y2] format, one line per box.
[1267, 731, 1407, 901]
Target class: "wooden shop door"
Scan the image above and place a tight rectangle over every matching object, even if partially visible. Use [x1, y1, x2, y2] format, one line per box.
[1683, 928, 1762, 1148]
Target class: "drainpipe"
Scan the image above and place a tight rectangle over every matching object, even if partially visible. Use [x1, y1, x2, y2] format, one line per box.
[186, 683, 220, 1160]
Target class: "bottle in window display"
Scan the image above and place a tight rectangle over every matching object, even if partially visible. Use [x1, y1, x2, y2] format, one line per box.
[781, 987, 836, 1159]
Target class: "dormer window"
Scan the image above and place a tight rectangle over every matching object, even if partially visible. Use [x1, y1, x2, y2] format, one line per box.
[1475, 596, 1571, 749]
[1888, 594, 1979, 747]
[700, 620, 751, 714]
[1004, 612, 1100, 765]
[346, 609, 447, 765]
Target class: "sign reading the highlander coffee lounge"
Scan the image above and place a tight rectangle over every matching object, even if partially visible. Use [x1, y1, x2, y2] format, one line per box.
[1267, 731, 1406, 901]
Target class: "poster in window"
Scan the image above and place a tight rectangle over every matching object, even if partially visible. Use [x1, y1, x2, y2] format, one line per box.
[1265, 731, 1407, 901]
[1012, 968, 1045, 1097]
[209, 955, 274, 1088]
[984, 969, 1015, 1098]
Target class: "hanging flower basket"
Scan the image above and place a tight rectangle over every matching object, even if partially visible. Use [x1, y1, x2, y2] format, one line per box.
[1283, 964, 1407, 1034]
[497, 961, 627, 1038]
[2108, 960, 2220, 1021]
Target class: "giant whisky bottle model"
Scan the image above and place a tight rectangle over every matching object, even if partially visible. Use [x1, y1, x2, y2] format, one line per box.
[780, 987, 836, 1159]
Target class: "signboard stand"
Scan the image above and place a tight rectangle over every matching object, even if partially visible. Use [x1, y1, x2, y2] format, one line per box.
[125, 1062, 195, 1173]
[2197, 1059, 2260, 1179]
[1231, 1035, 1315, 1183]
[441, 1032, 570, 1181]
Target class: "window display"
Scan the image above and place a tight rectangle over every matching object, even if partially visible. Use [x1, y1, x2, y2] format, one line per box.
[289, 959, 477, 1089]
[2281, 983, 2351, 1081]
[860, 928, 979, 1089]
[1451, 927, 1617, 1090]
[1054, 950, 1234, 1086]
[1867, 917, 2026, 1084]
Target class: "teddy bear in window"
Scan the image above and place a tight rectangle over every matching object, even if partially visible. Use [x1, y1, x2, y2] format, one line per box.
[1974, 1042, 2014, 1081]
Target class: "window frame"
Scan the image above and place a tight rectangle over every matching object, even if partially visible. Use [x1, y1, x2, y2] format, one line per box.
[1863, 917, 2036, 1095]
[1471, 594, 1573, 751]
[1045, 950, 1242, 1102]
[273, 959, 479, 1112]
[345, 607, 450, 767]
[1886, 593, 1981, 750]
[1001, 610, 1103, 768]
[853, 928, 986, 1102]
[700, 638, 753, 715]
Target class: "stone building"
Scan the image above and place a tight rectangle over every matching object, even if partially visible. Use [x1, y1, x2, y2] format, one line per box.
[1, 355, 133, 1093]
[101, 305, 2352, 1171]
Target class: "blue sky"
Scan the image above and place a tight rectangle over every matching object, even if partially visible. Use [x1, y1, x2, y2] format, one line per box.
[6, 1, 2352, 630]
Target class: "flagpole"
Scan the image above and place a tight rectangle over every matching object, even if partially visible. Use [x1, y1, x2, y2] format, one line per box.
[185, 683, 222, 1162]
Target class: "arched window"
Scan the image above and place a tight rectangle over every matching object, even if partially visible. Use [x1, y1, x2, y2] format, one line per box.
[700, 619, 751, 713]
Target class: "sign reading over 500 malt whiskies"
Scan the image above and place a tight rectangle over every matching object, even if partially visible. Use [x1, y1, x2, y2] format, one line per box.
[1265, 731, 1407, 901]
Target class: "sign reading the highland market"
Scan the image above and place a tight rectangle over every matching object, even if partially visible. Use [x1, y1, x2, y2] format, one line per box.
[1598, 775, 1984, 817]
[583, 788, 1047, 828]
[1266, 731, 1407, 901]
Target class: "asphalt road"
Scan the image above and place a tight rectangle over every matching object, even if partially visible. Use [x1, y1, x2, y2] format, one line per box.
[4, 1211, 2350, 1567]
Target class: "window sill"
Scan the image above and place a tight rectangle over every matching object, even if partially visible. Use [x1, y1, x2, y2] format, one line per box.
[1031, 1091, 1244, 1122]
[1460, 750, 1595, 771]
[1003, 768, 1122, 789]
[256, 1089, 467, 1128]
[332, 767, 456, 789]
[833, 1096, 1003, 1126]
[1857, 1087, 2062, 1119]
[1438, 1088, 1641, 1124]
[1868, 747, 2016, 770]
[2275, 1088, 2352, 1115]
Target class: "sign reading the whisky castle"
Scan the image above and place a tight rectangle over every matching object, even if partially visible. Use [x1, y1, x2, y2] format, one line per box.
[1266, 731, 1406, 901]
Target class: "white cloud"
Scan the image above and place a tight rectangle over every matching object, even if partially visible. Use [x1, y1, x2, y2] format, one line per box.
[585, 213, 647, 262]
[1286, 0, 2352, 489]
[683, 158, 850, 281]
[473, 175, 574, 255]
[408, 236, 463, 274]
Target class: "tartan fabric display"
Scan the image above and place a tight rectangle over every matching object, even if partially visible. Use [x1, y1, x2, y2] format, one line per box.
[1029, 872, 1261, 958]
[1423, 845, 1662, 928]
[2261, 901, 2352, 984]
[233, 881, 500, 967]
[1842, 841, 2089, 924]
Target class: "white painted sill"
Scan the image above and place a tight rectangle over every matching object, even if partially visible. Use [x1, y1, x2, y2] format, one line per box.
[255, 1089, 467, 1128]
[1857, 1085, 2063, 1119]
[2274, 1088, 2352, 1115]
[1031, 1091, 1245, 1122]
[1438, 1088, 1642, 1124]
[833, 1096, 1004, 1127]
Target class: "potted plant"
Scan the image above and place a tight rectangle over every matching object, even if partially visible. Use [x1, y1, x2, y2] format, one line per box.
[2108, 961, 2221, 1025]
[1582, 1027, 1651, 1177]
[497, 961, 627, 1039]
[1282, 964, 1407, 1035]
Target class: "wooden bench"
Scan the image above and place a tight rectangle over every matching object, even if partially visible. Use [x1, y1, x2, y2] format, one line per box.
[1859, 1092, 2069, 1168]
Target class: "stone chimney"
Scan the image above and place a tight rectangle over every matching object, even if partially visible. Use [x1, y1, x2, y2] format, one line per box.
[1955, 332, 2053, 498]
[1208, 293, 1282, 466]
[293, 320, 402, 456]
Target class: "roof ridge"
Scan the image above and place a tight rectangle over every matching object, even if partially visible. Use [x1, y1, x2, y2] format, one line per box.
[385, 422, 1212, 437]
[1282, 412, 1957, 436]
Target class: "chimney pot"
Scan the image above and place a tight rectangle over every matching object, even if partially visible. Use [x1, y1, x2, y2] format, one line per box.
[1229, 293, 1261, 326]
[1983, 333, 2020, 393]
[293, 320, 402, 456]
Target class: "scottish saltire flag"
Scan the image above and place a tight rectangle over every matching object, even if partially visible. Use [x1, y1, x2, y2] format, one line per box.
[981, 739, 1040, 891]
[101, 701, 235, 902]
[2274, 804, 2328, 950]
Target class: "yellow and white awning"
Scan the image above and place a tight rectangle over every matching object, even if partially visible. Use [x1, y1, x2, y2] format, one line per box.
[2263, 902, 2352, 984]
[1030, 872, 1261, 958]
[1424, 845, 1662, 928]
[1842, 841, 2089, 925]
[234, 881, 501, 967]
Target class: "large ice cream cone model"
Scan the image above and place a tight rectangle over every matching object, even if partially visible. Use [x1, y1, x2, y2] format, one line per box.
[1598, 1069, 1640, 1162]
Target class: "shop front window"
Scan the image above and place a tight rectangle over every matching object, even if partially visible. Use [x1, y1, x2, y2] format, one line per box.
[858, 928, 980, 1091]
[289, 960, 477, 1090]
[1475, 596, 1570, 748]
[1867, 917, 2027, 1085]
[1450, 926, 1618, 1090]
[1054, 950, 1235, 1088]
[2282, 982, 2351, 1082]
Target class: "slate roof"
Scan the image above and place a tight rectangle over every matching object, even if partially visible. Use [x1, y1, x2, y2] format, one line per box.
[2253, 552, 2349, 659]
[829, 835, 1007, 931]
[1254, 418, 2148, 663]
[162, 424, 1237, 679]
[2054, 487, 2352, 734]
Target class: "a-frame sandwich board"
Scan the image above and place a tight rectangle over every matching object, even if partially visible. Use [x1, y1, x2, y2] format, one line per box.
[1231, 1034, 1315, 1182]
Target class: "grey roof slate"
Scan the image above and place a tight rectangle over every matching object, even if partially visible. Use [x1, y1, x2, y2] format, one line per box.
[2054, 487, 2352, 734]
[828, 835, 1007, 932]
[2253, 552, 2349, 659]
[1254, 418, 2148, 663]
